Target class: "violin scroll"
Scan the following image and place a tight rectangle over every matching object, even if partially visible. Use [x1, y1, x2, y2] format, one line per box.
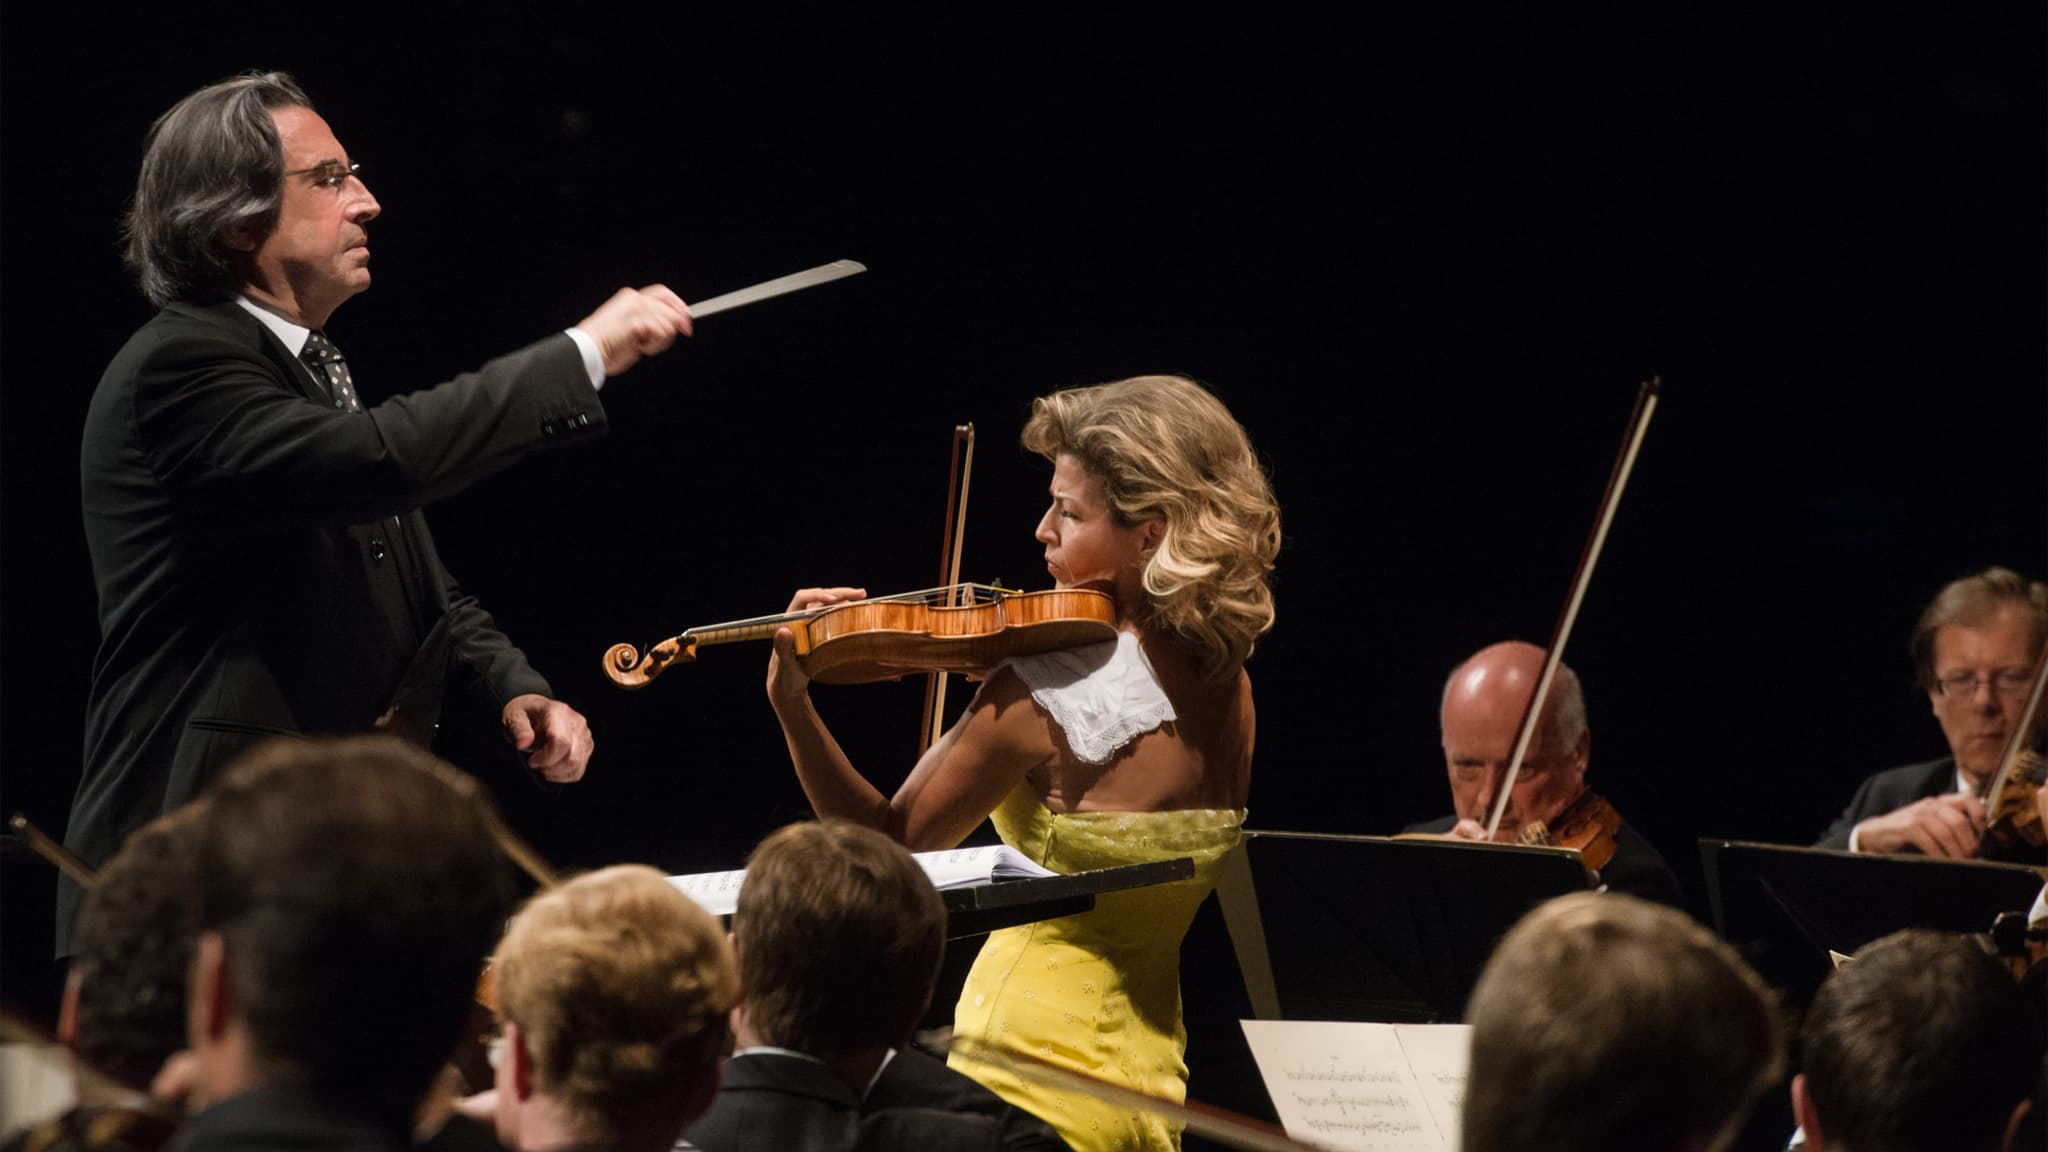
[603, 636, 695, 690]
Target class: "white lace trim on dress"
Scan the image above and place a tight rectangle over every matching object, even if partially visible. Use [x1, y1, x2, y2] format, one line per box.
[1001, 630, 1176, 765]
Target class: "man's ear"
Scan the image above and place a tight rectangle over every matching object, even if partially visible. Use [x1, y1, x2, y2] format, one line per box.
[58, 967, 83, 1048]
[507, 1022, 535, 1103]
[221, 218, 262, 254]
[1789, 1073, 1824, 1151]
[188, 932, 232, 1048]
[2000, 1097, 2032, 1152]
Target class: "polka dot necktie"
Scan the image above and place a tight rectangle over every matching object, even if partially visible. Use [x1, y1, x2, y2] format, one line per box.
[300, 330, 363, 413]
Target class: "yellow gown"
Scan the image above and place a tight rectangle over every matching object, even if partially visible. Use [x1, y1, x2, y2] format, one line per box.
[947, 780, 1246, 1152]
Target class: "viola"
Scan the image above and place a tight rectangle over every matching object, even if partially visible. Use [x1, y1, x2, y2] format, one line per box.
[1981, 750, 2046, 856]
[1514, 789, 1622, 874]
[1976, 642, 2048, 861]
[604, 583, 1119, 689]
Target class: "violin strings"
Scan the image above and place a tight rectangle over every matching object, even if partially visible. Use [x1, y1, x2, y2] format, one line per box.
[682, 583, 1024, 635]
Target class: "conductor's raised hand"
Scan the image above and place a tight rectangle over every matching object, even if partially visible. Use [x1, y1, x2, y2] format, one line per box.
[576, 285, 694, 377]
[501, 693, 594, 782]
[766, 586, 866, 707]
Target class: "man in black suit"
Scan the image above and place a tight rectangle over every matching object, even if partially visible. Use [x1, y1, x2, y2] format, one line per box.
[1814, 566, 2047, 862]
[63, 70, 696, 955]
[175, 736, 518, 1152]
[681, 820, 1070, 1152]
[1402, 640, 1685, 909]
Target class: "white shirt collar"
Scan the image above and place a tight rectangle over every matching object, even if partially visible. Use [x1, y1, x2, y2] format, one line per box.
[235, 295, 312, 357]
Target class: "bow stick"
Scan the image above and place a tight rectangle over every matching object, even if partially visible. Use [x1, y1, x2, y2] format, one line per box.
[942, 1033, 1327, 1152]
[1485, 378, 1661, 840]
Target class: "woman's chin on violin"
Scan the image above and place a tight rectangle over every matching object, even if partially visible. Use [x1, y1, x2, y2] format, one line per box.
[1037, 451, 1162, 624]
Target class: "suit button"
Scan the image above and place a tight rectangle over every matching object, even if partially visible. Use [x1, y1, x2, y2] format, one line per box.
[543, 421, 558, 437]
[370, 539, 389, 562]
[575, 413, 590, 427]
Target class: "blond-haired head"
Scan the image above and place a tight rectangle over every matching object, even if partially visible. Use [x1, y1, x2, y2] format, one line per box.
[1022, 374, 1280, 678]
[493, 864, 737, 1149]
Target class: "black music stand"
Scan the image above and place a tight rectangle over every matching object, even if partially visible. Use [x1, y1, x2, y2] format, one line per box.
[940, 856, 1195, 938]
[1225, 830, 1596, 1024]
[1699, 838, 2047, 1011]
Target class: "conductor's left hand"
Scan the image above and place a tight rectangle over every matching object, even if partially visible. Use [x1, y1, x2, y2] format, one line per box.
[502, 694, 593, 782]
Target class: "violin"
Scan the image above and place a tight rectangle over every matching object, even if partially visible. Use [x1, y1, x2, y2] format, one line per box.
[1514, 789, 1622, 873]
[1976, 641, 2048, 861]
[604, 583, 1119, 690]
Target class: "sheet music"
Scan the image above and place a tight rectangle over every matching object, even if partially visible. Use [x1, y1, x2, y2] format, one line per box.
[1390, 1024, 1467, 1148]
[1239, 1020, 1470, 1152]
[668, 844, 1055, 917]
[667, 868, 746, 916]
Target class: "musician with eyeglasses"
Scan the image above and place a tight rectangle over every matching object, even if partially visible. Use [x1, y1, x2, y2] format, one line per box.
[64, 69, 698, 960]
[1815, 566, 2048, 862]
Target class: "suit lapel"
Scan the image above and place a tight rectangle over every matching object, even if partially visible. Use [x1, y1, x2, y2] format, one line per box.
[167, 298, 332, 406]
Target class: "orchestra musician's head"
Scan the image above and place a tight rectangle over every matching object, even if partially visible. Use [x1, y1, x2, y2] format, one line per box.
[1463, 891, 1784, 1152]
[728, 819, 946, 1083]
[1440, 640, 1591, 839]
[489, 864, 737, 1152]
[1910, 566, 2048, 793]
[183, 735, 517, 1134]
[126, 70, 381, 328]
[60, 799, 209, 1106]
[1022, 373, 1280, 680]
[1794, 928, 2041, 1152]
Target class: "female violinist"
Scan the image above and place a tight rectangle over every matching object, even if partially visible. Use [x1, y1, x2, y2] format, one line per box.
[764, 374, 1280, 1152]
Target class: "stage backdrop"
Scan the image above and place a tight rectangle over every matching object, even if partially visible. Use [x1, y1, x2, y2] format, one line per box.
[4, 7, 2042, 1068]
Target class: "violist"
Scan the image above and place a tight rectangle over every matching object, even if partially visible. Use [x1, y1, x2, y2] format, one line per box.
[1402, 640, 1685, 908]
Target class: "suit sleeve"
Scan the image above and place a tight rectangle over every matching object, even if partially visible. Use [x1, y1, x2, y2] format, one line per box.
[439, 562, 554, 716]
[1814, 773, 1884, 850]
[132, 328, 605, 527]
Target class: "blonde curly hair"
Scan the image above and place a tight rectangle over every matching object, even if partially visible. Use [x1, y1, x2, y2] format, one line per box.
[1022, 374, 1280, 679]
[494, 864, 737, 1143]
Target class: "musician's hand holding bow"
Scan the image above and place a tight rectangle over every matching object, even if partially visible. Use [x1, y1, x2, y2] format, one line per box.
[1447, 818, 1493, 842]
[1853, 793, 1986, 857]
[766, 587, 866, 706]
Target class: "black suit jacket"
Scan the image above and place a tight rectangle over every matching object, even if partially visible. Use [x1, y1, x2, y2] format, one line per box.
[66, 298, 605, 952]
[1401, 809, 1687, 910]
[864, 1049, 1070, 1152]
[1813, 756, 1958, 851]
[171, 1085, 412, 1152]
[1815, 755, 2046, 864]
[682, 1050, 1065, 1152]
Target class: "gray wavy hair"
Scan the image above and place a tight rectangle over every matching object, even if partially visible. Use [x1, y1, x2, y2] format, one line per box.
[121, 70, 310, 307]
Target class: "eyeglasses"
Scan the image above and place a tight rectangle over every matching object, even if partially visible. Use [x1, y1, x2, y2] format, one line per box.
[283, 160, 363, 191]
[1932, 669, 2034, 700]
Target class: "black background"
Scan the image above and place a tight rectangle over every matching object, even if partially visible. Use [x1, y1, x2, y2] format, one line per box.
[3, 4, 2043, 1140]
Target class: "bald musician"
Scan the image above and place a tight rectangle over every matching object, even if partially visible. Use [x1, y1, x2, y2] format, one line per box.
[1815, 566, 2047, 863]
[1402, 641, 1685, 908]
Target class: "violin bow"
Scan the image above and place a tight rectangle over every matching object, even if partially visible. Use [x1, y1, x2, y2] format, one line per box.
[9, 812, 99, 889]
[1485, 378, 1661, 841]
[1972, 636, 2048, 855]
[920, 423, 976, 756]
